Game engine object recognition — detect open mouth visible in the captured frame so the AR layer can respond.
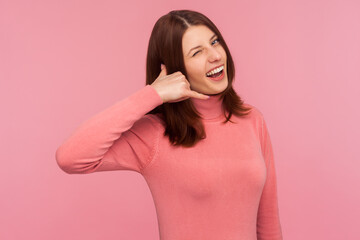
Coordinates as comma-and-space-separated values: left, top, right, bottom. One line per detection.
206, 65, 224, 78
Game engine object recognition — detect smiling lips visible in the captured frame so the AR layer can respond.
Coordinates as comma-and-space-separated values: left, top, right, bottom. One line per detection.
206, 65, 224, 77
206, 65, 225, 81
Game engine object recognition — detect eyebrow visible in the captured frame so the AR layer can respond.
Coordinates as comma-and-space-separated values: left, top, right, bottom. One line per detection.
187, 34, 217, 56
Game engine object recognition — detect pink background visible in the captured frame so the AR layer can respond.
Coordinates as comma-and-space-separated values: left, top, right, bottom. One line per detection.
1, 0, 359, 239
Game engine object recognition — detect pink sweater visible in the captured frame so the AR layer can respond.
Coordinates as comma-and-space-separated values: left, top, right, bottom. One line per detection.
56, 85, 283, 240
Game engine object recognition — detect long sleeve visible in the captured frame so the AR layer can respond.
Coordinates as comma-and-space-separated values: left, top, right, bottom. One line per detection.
257, 115, 283, 240
55, 85, 163, 175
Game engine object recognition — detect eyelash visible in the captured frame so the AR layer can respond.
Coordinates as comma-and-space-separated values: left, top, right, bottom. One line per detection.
212, 38, 220, 45
192, 38, 220, 57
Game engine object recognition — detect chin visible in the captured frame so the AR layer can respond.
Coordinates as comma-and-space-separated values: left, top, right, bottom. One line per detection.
206, 87, 227, 96
210, 81, 228, 95
192, 76, 229, 95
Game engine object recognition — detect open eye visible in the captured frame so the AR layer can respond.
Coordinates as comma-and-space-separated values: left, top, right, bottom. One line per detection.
212, 38, 220, 45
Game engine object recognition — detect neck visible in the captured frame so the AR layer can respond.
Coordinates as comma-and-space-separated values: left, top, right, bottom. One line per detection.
190, 94, 225, 120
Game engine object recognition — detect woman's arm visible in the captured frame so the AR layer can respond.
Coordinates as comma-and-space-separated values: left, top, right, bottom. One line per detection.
257, 115, 284, 240
55, 85, 163, 174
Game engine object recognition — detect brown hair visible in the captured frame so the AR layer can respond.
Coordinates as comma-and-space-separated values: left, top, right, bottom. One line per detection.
146, 10, 252, 147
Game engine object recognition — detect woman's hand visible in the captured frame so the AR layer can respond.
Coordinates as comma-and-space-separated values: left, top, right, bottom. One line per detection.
150, 64, 210, 103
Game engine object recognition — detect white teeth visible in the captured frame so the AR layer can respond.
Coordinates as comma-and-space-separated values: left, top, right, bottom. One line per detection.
206, 65, 224, 77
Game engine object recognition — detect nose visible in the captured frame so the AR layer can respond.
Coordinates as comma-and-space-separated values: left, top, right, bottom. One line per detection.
208, 47, 221, 62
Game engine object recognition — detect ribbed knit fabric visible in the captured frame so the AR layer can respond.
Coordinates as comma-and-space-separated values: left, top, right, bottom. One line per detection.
56, 84, 283, 240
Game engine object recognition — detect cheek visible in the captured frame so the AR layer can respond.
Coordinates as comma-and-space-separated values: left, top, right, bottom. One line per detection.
219, 46, 227, 59
221, 50, 227, 60
186, 60, 205, 80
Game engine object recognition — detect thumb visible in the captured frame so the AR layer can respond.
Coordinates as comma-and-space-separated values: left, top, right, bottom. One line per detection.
159, 64, 167, 77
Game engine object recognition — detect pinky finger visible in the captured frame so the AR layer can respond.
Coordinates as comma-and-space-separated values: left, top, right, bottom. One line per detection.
189, 90, 210, 99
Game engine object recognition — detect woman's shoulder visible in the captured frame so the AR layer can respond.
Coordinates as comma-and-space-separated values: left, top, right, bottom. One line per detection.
123, 113, 164, 143
240, 102, 265, 120
232, 102, 266, 135
141, 112, 166, 129
230, 102, 266, 131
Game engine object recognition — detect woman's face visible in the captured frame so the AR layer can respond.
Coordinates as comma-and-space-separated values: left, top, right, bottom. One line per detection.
182, 25, 228, 95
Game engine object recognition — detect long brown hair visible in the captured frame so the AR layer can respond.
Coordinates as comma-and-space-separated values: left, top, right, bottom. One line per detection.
146, 10, 252, 147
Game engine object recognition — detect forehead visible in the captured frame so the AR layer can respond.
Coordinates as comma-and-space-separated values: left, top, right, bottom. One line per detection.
182, 25, 215, 49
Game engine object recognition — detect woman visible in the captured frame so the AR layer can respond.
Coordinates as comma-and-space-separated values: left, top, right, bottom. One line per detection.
56, 10, 283, 240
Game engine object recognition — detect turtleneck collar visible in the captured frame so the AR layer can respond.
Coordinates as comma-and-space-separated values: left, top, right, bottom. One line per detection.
190, 94, 225, 121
